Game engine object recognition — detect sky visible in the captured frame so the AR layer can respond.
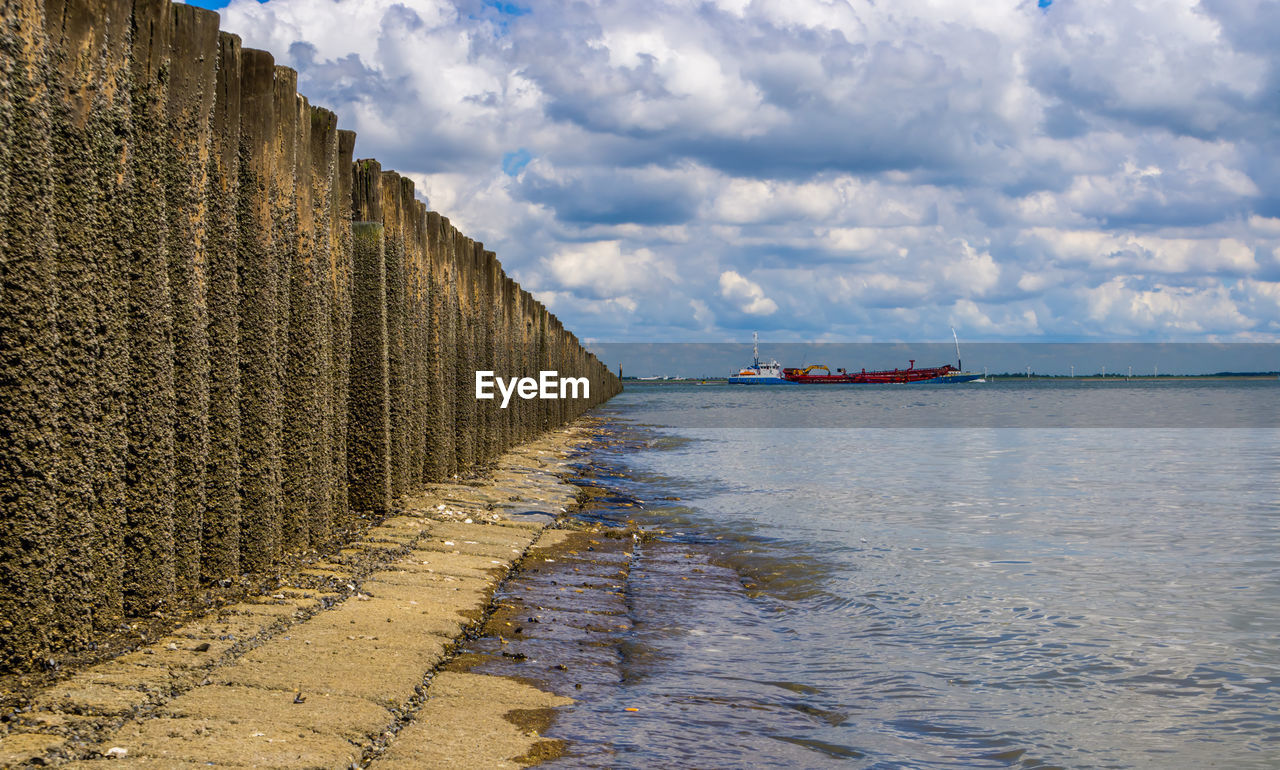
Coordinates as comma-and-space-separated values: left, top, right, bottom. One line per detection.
186, 0, 1280, 345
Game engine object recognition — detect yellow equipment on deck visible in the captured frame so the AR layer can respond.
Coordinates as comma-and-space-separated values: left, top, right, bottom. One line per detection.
795, 364, 831, 376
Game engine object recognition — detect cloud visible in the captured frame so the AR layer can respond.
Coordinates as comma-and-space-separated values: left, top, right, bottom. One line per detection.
1082, 278, 1253, 336
718, 271, 778, 316
517, 161, 708, 225
540, 240, 676, 307
1023, 229, 1259, 276
208, 0, 1280, 341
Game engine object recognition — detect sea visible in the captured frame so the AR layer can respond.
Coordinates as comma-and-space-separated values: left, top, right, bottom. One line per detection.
523, 380, 1280, 768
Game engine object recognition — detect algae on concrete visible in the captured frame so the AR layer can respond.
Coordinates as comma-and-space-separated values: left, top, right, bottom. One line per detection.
0, 0, 622, 673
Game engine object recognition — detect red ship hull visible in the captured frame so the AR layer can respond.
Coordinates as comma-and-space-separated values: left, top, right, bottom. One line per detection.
783, 362, 958, 384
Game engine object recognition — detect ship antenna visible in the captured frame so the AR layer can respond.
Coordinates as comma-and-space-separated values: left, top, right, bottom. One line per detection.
951, 327, 962, 371
753, 331, 759, 367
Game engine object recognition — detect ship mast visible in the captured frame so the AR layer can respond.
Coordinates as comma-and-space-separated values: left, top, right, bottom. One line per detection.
951, 327, 962, 371
753, 331, 760, 367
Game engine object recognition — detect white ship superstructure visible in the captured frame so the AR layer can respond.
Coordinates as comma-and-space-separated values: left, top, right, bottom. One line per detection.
728, 333, 793, 384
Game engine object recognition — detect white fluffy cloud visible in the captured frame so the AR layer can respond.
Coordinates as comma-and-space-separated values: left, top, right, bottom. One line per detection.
718, 271, 778, 316
208, 0, 1280, 341
542, 240, 675, 299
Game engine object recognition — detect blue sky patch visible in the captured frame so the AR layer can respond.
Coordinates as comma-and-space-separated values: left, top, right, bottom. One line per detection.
182, 0, 271, 9
485, 0, 531, 16
502, 149, 534, 177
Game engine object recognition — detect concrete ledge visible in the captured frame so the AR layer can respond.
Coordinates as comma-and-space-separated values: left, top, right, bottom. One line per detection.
368, 672, 572, 770
11, 423, 596, 766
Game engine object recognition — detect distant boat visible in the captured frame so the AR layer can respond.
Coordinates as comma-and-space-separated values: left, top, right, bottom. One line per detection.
783, 360, 983, 384
728, 332, 794, 385
783, 330, 982, 384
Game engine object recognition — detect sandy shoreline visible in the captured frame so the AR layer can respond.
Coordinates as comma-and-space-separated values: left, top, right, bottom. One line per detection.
0, 420, 620, 768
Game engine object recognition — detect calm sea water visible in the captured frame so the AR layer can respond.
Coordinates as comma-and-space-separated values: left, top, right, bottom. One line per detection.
544, 380, 1280, 769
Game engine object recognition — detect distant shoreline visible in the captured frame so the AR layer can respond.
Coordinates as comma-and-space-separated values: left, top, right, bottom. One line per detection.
621, 374, 1279, 384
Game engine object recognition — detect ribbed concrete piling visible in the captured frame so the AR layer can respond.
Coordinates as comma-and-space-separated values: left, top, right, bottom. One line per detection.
350, 160, 392, 516
424, 211, 453, 481
283, 88, 319, 556
381, 171, 410, 500
1, 0, 61, 668
308, 105, 338, 548
46, 0, 106, 649
167, 3, 218, 596
203, 30, 242, 584
332, 129, 356, 532
0, 0, 622, 669
236, 47, 281, 576
124, 0, 178, 615
90, 0, 133, 632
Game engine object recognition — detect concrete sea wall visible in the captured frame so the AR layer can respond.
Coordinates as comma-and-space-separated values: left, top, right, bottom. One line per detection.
0, 0, 621, 669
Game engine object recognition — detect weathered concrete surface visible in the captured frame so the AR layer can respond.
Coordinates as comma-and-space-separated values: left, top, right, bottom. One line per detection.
123, 0, 179, 615
1, 0, 64, 669
368, 672, 572, 770
366, 524, 641, 770
166, 3, 219, 597
349, 213, 391, 515
202, 30, 244, 585
236, 46, 282, 577
1, 423, 601, 767
1, 0, 622, 673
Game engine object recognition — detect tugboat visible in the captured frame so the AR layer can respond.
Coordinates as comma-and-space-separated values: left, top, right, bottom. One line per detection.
728, 332, 795, 384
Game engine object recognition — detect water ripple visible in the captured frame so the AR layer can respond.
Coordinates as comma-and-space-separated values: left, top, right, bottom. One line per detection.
551, 387, 1280, 768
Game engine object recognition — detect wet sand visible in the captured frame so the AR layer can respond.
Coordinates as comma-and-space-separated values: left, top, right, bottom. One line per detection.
0, 421, 616, 768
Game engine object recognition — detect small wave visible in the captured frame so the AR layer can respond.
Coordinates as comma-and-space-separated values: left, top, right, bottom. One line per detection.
771, 735, 866, 760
